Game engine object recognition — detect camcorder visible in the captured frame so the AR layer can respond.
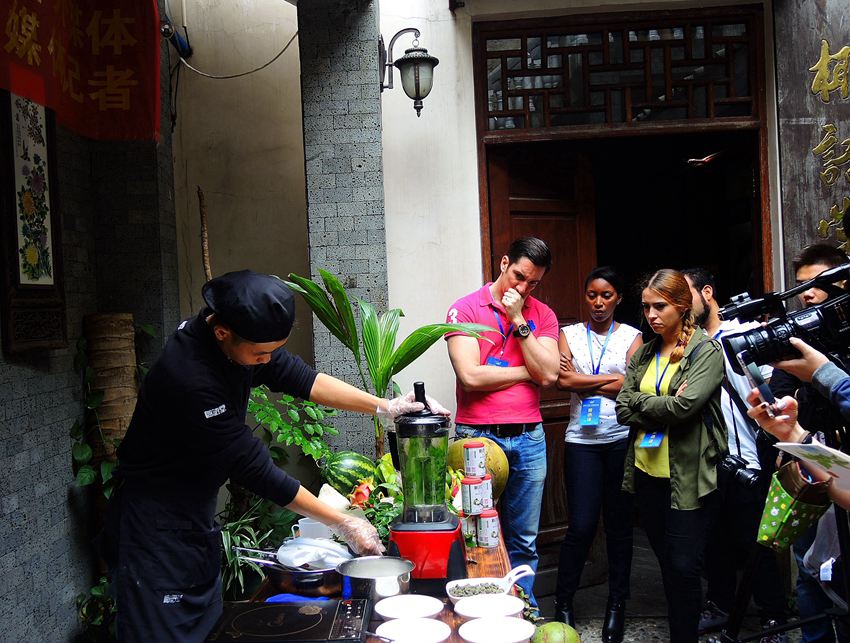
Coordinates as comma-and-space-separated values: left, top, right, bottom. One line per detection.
718, 263, 850, 380
715, 264, 850, 487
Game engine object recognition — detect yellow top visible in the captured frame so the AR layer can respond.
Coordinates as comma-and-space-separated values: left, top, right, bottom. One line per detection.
634, 355, 681, 478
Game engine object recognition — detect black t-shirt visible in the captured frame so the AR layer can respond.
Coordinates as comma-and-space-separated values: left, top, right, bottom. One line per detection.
117, 312, 318, 508
770, 367, 844, 435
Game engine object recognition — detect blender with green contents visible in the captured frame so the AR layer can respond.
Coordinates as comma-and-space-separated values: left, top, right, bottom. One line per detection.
387, 382, 466, 584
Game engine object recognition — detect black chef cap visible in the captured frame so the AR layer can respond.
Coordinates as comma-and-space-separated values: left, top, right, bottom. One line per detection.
202, 270, 295, 342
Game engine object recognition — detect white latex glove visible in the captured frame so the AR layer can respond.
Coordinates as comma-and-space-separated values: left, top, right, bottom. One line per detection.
329, 514, 385, 556
379, 390, 451, 418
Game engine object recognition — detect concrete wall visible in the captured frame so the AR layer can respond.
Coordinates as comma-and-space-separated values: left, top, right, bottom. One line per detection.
380, 0, 784, 412
169, 0, 313, 362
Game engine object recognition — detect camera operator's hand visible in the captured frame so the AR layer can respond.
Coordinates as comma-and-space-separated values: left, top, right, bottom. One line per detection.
746, 389, 807, 443
772, 337, 830, 383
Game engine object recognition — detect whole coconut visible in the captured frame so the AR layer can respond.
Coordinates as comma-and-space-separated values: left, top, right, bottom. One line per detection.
531, 621, 581, 643
447, 437, 509, 499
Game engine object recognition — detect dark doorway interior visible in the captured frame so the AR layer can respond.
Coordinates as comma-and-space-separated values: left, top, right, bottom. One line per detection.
590, 130, 763, 329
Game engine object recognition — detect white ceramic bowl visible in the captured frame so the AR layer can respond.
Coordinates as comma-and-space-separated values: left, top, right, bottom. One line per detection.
453, 594, 525, 620
375, 617, 452, 642
375, 594, 444, 620
458, 616, 536, 643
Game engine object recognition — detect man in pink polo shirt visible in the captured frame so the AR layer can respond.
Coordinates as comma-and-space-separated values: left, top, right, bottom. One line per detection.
445, 236, 560, 608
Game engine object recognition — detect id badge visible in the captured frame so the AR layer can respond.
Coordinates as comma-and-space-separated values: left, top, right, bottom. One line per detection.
579, 397, 602, 427
639, 431, 664, 448
486, 356, 509, 367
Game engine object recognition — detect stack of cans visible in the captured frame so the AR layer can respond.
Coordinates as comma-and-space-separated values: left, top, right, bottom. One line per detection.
460, 441, 499, 548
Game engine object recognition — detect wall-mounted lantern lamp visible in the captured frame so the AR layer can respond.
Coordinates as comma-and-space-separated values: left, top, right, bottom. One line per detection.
379, 28, 439, 117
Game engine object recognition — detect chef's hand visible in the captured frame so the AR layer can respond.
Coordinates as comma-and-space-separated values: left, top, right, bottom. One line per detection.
772, 337, 830, 383
380, 390, 451, 418
329, 514, 385, 556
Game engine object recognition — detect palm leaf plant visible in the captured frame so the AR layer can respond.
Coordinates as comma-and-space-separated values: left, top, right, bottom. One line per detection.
286, 269, 493, 457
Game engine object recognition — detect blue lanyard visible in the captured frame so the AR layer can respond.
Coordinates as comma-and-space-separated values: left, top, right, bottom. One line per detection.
492, 309, 514, 356
655, 352, 672, 396
586, 323, 614, 375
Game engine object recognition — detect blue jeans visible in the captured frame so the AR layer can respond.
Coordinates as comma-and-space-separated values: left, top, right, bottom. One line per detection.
795, 524, 837, 643
556, 439, 633, 604
455, 423, 547, 606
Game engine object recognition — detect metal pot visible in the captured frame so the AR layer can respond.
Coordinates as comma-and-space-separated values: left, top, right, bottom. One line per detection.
234, 547, 342, 598
337, 556, 414, 601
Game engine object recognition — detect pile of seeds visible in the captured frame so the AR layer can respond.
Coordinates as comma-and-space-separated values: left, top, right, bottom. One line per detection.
449, 582, 503, 597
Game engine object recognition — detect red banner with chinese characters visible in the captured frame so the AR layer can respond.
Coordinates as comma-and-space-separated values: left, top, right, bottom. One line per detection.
1, 0, 160, 140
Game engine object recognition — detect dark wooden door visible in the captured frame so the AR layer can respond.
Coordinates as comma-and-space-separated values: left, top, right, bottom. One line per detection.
486, 144, 597, 593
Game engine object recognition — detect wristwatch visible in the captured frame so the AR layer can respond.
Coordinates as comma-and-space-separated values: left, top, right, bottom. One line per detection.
513, 324, 531, 338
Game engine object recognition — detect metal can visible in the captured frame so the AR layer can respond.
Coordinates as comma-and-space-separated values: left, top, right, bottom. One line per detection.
458, 510, 477, 548
461, 476, 484, 515
477, 509, 500, 548
480, 474, 493, 510
463, 441, 487, 478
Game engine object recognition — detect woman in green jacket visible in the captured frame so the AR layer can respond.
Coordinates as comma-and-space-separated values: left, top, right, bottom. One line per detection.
615, 269, 726, 643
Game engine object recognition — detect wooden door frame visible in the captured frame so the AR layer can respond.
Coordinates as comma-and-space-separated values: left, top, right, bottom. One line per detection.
472, 4, 773, 291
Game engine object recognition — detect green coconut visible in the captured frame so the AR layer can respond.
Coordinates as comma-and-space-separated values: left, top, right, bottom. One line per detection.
531, 621, 582, 643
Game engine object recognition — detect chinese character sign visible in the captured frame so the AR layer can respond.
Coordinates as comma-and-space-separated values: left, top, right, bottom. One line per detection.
810, 39, 850, 248
0, 0, 159, 140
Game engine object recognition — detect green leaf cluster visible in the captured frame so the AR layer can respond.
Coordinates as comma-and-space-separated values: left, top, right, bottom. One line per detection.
76, 575, 116, 639
69, 338, 120, 499
248, 386, 339, 464
286, 269, 493, 457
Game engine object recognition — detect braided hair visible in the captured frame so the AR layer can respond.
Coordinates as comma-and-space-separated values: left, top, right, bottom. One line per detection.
645, 269, 695, 363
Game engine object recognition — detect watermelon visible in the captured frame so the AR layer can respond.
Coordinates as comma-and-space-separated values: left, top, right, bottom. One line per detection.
322, 451, 377, 495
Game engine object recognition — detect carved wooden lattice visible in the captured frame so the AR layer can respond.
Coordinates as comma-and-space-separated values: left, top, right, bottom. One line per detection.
480, 13, 759, 131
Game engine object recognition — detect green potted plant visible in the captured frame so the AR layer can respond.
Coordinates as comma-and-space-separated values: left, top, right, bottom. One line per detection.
285, 269, 492, 458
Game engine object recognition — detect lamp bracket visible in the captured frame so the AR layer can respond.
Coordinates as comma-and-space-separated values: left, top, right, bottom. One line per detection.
379, 27, 421, 91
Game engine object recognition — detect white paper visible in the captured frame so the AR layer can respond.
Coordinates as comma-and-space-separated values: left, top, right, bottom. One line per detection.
775, 440, 850, 491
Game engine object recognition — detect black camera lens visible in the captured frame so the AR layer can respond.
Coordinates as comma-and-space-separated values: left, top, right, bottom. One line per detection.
718, 453, 760, 488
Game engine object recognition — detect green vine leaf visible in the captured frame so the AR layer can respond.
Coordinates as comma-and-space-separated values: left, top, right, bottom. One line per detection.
76, 465, 97, 486
72, 442, 93, 464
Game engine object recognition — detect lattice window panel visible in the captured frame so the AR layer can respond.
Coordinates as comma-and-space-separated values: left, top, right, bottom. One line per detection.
481, 18, 757, 131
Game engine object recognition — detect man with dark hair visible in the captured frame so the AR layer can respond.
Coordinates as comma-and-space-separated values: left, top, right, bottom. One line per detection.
445, 236, 560, 607
107, 270, 447, 642
681, 267, 788, 642
773, 244, 848, 643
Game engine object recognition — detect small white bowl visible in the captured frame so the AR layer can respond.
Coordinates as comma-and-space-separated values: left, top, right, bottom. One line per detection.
375, 617, 451, 642
375, 594, 444, 620
454, 594, 525, 620
458, 616, 536, 643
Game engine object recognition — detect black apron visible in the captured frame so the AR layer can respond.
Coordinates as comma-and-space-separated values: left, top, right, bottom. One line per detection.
107, 483, 223, 643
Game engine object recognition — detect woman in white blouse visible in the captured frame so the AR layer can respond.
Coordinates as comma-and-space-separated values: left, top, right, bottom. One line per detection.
553, 266, 642, 643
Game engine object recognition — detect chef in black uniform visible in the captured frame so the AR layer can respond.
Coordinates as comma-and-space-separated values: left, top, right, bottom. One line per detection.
105, 270, 443, 642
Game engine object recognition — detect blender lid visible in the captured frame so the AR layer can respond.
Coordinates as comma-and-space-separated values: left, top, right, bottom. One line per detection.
394, 381, 451, 434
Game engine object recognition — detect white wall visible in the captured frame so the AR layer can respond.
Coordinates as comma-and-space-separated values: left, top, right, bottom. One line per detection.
380, 0, 783, 414
169, 0, 313, 361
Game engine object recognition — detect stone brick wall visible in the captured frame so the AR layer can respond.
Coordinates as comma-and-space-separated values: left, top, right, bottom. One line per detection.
0, 127, 97, 643
298, 0, 387, 452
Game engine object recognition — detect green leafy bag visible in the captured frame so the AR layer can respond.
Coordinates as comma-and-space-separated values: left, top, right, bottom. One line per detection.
757, 461, 831, 551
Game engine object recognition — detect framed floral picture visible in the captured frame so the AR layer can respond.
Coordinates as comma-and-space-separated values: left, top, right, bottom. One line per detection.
1, 90, 66, 354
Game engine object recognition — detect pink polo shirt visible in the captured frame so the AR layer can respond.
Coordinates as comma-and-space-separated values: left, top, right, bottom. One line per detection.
445, 283, 559, 425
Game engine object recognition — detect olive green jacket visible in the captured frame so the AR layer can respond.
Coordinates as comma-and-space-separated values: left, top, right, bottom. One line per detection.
615, 327, 727, 510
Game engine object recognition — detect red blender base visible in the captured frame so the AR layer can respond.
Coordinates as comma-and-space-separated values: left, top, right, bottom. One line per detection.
388, 523, 466, 580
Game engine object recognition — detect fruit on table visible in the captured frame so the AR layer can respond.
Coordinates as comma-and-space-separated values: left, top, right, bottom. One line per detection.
447, 437, 509, 499
322, 451, 378, 495
531, 621, 582, 642
348, 479, 374, 508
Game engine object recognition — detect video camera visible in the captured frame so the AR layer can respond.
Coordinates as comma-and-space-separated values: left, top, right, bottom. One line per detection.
718, 263, 850, 377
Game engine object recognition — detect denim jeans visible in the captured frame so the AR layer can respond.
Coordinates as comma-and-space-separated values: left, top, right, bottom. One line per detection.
795, 524, 837, 643
556, 439, 633, 605
455, 423, 547, 606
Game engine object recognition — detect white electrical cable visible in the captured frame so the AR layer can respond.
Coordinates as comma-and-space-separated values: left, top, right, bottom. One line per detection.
178, 30, 299, 80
